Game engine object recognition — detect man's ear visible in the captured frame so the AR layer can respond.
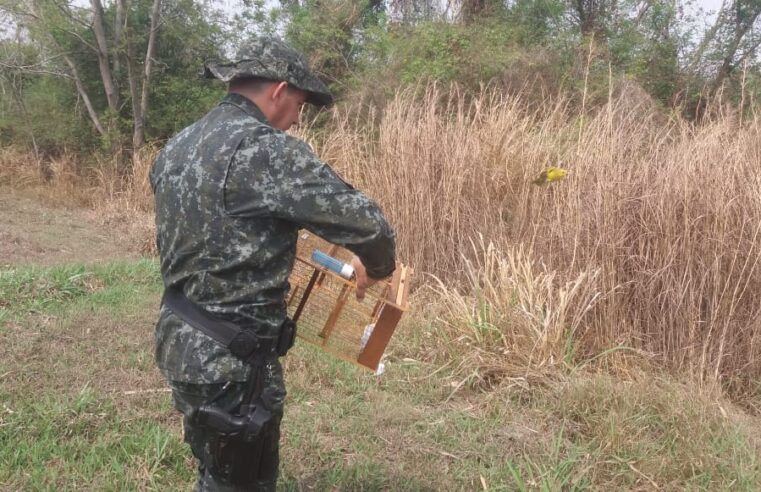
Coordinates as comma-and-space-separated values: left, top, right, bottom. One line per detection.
271, 81, 289, 102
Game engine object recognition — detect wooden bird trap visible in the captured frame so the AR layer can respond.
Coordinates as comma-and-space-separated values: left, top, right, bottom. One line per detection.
287, 232, 412, 372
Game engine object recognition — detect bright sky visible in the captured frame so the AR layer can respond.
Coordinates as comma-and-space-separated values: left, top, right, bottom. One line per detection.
697, 0, 724, 22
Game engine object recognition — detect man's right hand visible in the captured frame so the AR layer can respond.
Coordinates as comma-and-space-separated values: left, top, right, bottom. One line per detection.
350, 256, 377, 301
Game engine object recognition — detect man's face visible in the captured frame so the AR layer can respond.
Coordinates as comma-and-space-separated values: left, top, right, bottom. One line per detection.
270, 86, 308, 131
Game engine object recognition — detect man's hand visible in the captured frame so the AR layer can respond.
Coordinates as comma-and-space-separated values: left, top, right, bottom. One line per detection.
350, 256, 377, 301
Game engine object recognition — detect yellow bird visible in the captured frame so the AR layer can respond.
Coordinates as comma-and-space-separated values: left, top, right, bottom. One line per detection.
532, 166, 568, 186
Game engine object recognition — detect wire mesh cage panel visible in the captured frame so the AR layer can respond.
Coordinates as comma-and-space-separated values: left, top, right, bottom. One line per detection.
287, 232, 411, 371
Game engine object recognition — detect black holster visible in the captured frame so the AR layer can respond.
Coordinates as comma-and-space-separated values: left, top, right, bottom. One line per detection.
163, 287, 290, 485
192, 401, 272, 442
190, 363, 281, 485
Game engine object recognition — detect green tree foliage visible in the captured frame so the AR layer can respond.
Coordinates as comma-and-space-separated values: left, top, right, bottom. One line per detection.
140, 0, 226, 138
281, 0, 385, 94
360, 18, 556, 87
507, 0, 567, 45
0, 41, 94, 152
0, 0, 225, 154
603, 0, 682, 104
2, 0, 761, 156
692, 0, 761, 89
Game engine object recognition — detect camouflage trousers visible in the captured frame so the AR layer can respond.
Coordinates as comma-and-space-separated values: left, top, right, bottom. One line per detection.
169, 358, 286, 492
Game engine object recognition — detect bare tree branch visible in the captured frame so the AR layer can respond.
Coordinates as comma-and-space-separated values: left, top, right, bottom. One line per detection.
63, 54, 106, 135
687, 0, 728, 73
119, 0, 142, 149
51, 0, 90, 30
51, 24, 99, 51
0, 60, 71, 77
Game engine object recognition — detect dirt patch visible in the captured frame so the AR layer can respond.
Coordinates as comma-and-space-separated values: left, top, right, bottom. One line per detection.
0, 186, 138, 267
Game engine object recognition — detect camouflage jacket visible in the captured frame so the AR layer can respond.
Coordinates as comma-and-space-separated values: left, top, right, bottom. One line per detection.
150, 93, 396, 383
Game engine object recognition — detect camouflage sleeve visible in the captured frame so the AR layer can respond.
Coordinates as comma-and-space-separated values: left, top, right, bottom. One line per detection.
224, 130, 396, 279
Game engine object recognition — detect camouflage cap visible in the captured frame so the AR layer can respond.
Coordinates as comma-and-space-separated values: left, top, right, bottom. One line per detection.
204, 36, 333, 107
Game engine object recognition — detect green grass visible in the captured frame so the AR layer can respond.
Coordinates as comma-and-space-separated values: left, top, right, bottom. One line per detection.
1, 259, 761, 490
0, 389, 192, 491
0, 259, 161, 322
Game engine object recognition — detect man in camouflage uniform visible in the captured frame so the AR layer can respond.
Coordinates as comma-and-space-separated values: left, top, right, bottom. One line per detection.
150, 36, 396, 491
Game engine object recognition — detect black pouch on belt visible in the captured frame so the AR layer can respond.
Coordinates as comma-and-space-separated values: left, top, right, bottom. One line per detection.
276, 318, 297, 356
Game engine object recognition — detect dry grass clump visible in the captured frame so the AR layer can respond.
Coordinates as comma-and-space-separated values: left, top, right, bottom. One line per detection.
92, 147, 155, 213
313, 84, 761, 399
0, 145, 157, 254
424, 238, 605, 389
0, 148, 42, 188
0, 148, 92, 206
93, 146, 157, 255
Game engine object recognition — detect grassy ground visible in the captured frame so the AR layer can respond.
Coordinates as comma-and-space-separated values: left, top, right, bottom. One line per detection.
4, 84, 761, 490
0, 187, 138, 268
2, 260, 761, 491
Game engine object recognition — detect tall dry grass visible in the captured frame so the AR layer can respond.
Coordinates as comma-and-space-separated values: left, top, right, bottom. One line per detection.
4, 83, 761, 399
93, 146, 158, 255
0, 146, 157, 253
312, 83, 761, 399
0, 148, 92, 206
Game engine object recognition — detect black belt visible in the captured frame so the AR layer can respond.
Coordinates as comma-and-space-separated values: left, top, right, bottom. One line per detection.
162, 287, 290, 364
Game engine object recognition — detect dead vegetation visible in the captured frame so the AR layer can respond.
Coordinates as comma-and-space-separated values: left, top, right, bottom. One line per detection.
3, 82, 761, 403
312, 84, 761, 402
0, 146, 156, 255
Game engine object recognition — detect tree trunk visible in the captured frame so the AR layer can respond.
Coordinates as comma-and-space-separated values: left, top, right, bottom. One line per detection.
114, 0, 125, 77
119, 0, 143, 151
133, 0, 162, 150
90, 0, 119, 112
711, 10, 760, 91
460, 0, 486, 22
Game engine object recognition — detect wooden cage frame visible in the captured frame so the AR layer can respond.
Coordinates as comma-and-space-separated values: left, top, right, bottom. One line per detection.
286, 232, 411, 372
